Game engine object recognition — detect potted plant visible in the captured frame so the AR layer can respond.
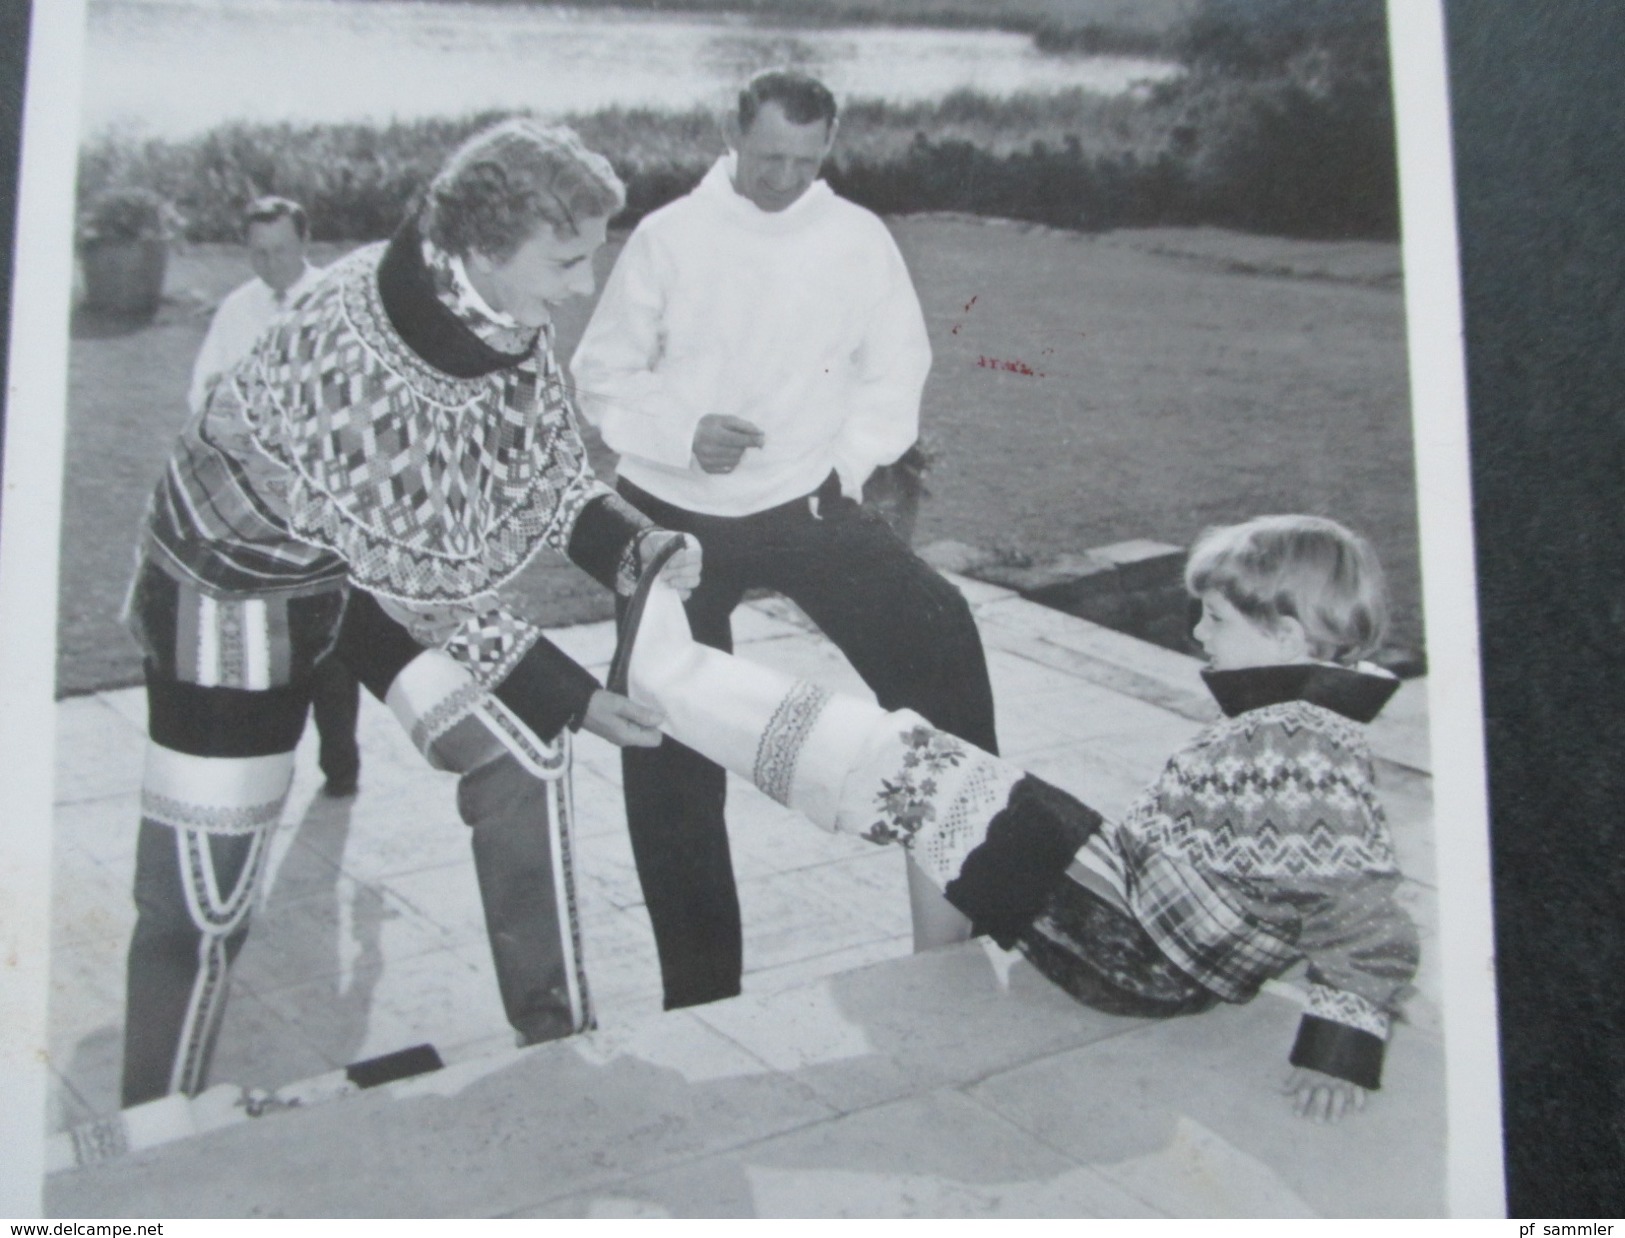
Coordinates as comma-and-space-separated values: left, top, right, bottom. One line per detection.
76, 187, 185, 320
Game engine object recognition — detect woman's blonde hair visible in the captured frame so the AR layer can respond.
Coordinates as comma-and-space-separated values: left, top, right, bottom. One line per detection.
1184, 514, 1389, 665
423, 118, 625, 261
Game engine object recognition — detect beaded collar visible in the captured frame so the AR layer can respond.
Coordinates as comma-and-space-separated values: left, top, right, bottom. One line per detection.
239, 235, 594, 605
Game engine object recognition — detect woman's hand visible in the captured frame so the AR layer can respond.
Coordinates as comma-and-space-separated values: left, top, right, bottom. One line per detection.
581, 690, 665, 747
640, 530, 702, 599
1282, 1066, 1368, 1123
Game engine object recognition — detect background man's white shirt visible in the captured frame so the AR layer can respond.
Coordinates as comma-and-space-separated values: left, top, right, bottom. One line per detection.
188, 262, 324, 414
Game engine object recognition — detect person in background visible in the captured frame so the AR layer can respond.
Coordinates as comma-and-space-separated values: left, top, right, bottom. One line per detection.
572, 67, 998, 1011
188, 195, 360, 797
188, 197, 322, 415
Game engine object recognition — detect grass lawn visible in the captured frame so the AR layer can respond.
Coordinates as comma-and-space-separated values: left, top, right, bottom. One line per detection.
55, 218, 1418, 696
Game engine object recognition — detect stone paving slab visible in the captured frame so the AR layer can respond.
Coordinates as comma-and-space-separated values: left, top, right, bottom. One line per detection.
53, 696, 148, 805
45, 942, 1446, 1219
967, 992, 1447, 1217
48, 846, 132, 952
734, 852, 912, 975
207, 986, 343, 1102
47, 1013, 839, 1218
515, 1086, 1157, 1219
691, 941, 1133, 1117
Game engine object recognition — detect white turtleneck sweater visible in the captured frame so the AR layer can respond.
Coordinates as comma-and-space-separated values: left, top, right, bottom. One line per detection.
571, 154, 932, 517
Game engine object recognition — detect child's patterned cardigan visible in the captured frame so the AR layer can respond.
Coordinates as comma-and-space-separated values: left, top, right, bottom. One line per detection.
1072, 662, 1421, 1088
858, 661, 1421, 1090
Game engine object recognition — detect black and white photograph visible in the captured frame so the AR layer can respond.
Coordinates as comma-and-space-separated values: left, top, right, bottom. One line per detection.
2, 0, 1509, 1219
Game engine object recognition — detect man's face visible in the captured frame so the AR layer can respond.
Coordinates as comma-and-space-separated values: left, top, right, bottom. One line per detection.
246, 216, 306, 295
466, 214, 608, 330
730, 101, 835, 213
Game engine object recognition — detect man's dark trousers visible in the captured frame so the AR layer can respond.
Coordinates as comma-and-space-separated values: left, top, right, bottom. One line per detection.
310, 653, 361, 791
617, 474, 999, 1009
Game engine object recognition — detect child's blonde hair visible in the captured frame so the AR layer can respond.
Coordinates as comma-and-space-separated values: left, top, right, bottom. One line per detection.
1184, 515, 1389, 665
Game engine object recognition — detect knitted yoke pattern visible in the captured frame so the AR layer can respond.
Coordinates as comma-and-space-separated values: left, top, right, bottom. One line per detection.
1081, 671, 1419, 1088
143, 220, 648, 690
238, 243, 603, 607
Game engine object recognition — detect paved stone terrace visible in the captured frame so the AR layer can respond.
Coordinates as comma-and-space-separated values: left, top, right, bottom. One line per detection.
42, 572, 1444, 1217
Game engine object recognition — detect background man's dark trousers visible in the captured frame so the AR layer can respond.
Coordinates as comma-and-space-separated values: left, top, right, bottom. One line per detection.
309, 653, 361, 795
617, 474, 999, 1009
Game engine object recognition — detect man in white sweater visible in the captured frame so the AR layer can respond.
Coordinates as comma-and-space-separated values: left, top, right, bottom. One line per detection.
188, 196, 361, 797
573, 69, 998, 1010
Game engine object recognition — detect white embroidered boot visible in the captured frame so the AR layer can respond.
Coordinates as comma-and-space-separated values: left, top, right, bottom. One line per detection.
624, 576, 883, 832
619, 578, 1061, 919
614, 580, 1152, 1004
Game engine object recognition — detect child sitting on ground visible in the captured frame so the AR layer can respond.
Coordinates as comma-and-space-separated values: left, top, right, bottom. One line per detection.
617, 514, 1419, 1124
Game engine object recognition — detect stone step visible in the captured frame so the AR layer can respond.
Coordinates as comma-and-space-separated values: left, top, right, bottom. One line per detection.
46, 940, 1447, 1219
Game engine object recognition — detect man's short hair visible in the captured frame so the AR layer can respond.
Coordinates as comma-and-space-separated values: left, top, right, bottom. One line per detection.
243, 195, 308, 242
1184, 514, 1389, 665
423, 118, 626, 262
738, 69, 838, 133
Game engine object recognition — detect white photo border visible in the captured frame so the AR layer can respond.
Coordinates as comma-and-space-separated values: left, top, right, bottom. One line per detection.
1386, 0, 1505, 1217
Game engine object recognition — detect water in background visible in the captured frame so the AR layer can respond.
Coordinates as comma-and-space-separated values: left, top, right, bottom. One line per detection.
82, 0, 1180, 138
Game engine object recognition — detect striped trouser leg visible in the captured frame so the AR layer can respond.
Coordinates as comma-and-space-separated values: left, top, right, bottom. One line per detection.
119, 565, 337, 1107
121, 743, 295, 1107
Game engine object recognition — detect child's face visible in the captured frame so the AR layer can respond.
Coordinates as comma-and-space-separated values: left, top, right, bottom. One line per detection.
1192, 591, 1308, 671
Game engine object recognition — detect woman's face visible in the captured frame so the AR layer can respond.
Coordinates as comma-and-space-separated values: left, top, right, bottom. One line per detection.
466, 214, 608, 328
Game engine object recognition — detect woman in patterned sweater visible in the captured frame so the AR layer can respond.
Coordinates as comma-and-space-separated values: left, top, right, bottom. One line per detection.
120, 119, 698, 1107
616, 514, 1418, 1123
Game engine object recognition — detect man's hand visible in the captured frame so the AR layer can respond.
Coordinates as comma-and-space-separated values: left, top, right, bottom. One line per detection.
1282, 1066, 1369, 1124
693, 414, 766, 473
581, 690, 665, 747
638, 530, 702, 599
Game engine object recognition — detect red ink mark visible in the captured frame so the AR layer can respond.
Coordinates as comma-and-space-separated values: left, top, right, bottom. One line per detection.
950, 293, 979, 335
976, 356, 1041, 377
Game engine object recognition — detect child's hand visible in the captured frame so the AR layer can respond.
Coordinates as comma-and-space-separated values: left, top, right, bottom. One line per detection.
1282, 1066, 1368, 1124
